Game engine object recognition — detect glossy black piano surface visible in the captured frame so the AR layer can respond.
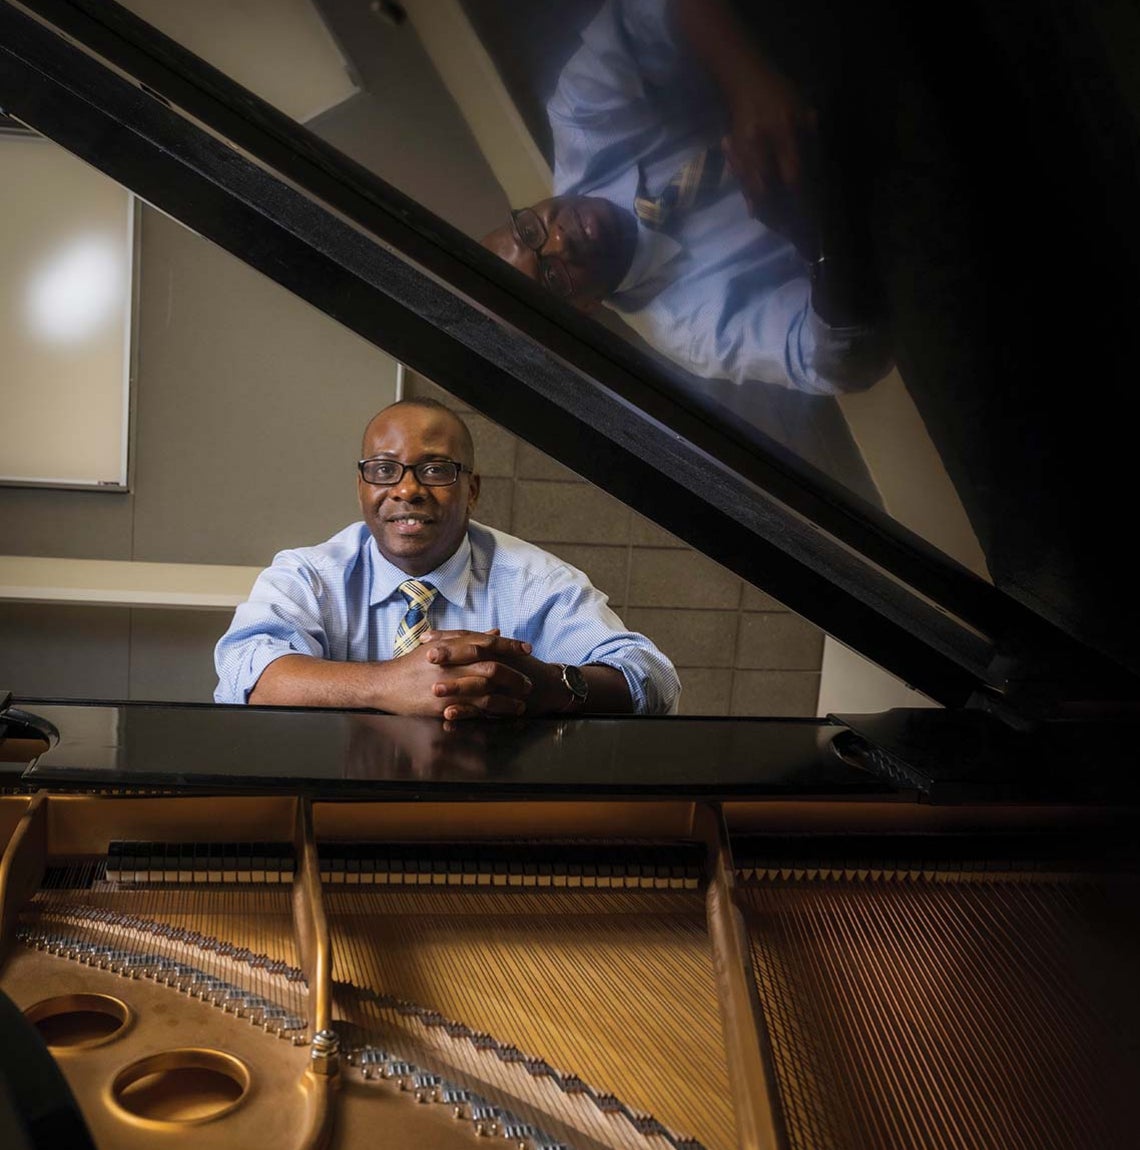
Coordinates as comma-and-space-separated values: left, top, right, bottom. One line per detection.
2, 699, 1139, 806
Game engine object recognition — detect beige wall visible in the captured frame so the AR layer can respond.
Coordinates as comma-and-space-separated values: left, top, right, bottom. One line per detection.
404, 373, 825, 717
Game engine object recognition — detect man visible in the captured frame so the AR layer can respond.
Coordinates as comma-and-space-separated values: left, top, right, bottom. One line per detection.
214, 399, 679, 719
481, 0, 890, 396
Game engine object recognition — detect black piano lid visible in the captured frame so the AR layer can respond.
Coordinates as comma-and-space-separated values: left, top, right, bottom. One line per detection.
5, 699, 1140, 803
1, 698, 883, 799
1, 0, 1139, 712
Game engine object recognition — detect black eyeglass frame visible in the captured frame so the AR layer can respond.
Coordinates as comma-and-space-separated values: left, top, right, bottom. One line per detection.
357, 457, 473, 487
510, 208, 576, 299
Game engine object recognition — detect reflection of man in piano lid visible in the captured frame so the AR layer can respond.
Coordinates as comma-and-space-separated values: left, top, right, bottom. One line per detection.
344, 713, 497, 779
482, 196, 639, 314
481, 0, 891, 397
214, 400, 679, 720
342, 712, 579, 781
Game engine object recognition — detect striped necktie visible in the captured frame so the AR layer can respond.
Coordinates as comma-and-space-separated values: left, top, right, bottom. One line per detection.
633, 144, 728, 230
392, 579, 438, 658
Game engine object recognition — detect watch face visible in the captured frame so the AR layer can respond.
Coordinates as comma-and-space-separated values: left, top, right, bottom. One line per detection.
563, 664, 588, 700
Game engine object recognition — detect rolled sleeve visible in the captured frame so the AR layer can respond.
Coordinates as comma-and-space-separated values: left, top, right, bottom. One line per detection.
523, 568, 680, 716
213, 559, 329, 704
594, 647, 681, 715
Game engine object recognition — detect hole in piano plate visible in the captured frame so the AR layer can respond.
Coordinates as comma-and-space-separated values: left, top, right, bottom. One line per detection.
24, 993, 131, 1049
111, 1048, 250, 1124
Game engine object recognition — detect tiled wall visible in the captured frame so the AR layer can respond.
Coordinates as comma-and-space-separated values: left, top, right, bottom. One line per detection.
406, 373, 825, 717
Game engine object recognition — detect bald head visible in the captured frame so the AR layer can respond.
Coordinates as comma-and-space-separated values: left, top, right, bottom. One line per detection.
482, 195, 637, 312
362, 399, 474, 469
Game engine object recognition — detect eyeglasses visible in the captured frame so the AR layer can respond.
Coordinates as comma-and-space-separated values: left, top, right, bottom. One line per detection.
357, 458, 472, 486
510, 209, 576, 299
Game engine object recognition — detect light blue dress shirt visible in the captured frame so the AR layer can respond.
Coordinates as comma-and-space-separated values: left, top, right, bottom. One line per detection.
549, 0, 843, 395
214, 521, 680, 715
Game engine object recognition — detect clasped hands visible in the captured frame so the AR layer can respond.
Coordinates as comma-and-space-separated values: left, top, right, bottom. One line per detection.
721, 60, 819, 257
392, 628, 561, 722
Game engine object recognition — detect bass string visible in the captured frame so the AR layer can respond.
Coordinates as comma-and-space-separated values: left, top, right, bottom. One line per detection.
741, 876, 1133, 1150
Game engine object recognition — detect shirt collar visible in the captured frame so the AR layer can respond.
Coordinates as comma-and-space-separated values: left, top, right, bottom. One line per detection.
563, 166, 682, 296
367, 528, 473, 608
614, 221, 683, 293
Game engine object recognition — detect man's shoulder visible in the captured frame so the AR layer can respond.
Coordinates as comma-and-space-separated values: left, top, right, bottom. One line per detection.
468, 522, 573, 584
268, 522, 371, 576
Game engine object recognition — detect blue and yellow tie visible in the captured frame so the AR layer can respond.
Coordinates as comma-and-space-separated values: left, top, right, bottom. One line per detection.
392, 579, 438, 658
633, 144, 727, 230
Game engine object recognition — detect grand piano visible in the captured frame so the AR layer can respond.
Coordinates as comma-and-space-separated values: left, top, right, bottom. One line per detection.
2, 1, 1139, 1148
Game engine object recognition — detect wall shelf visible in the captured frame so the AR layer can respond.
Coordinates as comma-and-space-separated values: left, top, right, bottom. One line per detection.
0, 555, 259, 610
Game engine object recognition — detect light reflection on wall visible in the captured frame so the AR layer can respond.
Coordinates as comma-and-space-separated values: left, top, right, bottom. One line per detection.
26, 233, 125, 345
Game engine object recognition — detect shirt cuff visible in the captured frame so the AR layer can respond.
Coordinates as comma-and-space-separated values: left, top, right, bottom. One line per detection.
594, 658, 679, 716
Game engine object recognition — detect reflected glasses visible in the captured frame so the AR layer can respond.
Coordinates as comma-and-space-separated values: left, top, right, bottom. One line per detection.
357, 458, 471, 486
510, 209, 575, 299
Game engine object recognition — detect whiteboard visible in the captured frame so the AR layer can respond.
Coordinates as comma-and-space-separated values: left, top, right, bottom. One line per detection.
0, 134, 134, 490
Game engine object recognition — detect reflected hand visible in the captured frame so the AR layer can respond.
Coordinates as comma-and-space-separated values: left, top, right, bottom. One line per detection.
721, 65, 819, 250
344, 714, 493, 779
674, 0, 818, 249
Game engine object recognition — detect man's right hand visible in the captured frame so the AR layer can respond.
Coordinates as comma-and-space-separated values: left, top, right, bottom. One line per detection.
398, 631, 535, 720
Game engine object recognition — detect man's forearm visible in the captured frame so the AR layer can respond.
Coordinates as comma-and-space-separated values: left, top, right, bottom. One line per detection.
520, 661, 633, 716
249, 653, 635, 718
578, 665, 634, 715
249, 647, 534, 719
248, 654, 395, 709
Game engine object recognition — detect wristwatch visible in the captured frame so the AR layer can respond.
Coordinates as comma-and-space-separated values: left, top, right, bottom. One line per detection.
558, 664, 589, 711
